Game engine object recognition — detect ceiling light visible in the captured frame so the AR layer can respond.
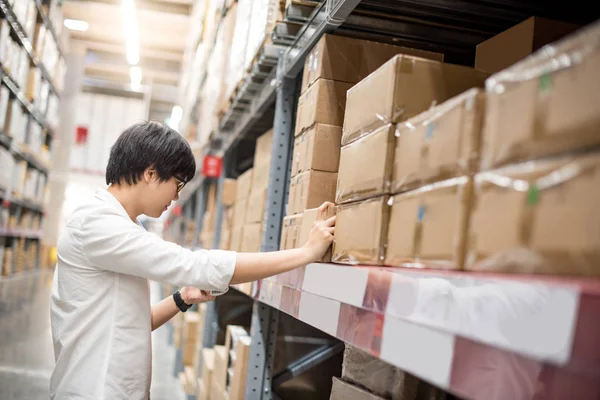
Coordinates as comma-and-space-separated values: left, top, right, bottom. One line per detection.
130, 66, 142, 91
122, 0, 140, 65
64, 19, 89, 32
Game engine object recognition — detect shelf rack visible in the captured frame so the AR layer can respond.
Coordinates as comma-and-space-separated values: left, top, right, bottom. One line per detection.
172, 0, 600, 398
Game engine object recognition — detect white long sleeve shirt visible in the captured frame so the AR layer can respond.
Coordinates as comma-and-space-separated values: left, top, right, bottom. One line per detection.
50, 188, 236, 399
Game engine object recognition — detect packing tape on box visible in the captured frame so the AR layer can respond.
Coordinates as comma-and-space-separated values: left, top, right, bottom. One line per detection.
336, 176, 392, 204
386, 176, 472, 270
468, 153, 600, 275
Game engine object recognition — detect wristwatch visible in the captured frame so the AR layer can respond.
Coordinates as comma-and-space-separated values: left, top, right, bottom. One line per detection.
173, 290, 192, 312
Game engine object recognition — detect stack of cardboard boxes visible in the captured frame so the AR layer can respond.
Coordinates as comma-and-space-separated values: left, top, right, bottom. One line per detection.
178, 306, 206, 398
219, 179, 237, 250
328, 18, 600, 277
197, 325, 252, 400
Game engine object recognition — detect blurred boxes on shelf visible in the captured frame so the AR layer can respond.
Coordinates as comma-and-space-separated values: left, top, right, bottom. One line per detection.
213, 345, 229, 391
475, 17, 580, 74
198, 348, 215, 400
224, 325, 251, 400
245, 189, 267, 223
336, 124, 396, 204
245, 0, 281, 72
330, 377, 385, 400
225, 0, 252, 102
222, 178, 237, 206
292, 124, 341, 177
236, 168, 254, 203
182, 306, 205, 369
481, 21, 600, 169
333, 196, 390, 265
241, 222, 261, 252
298, 204, 336, 262
280, 213, 303, 250
393, 89, 485, 193
294, 79, 354, 137
301, 34, 443, 94
343, 55, 489, 146
386, 177, 473, 270
287, 170, 337, 215
466, 151, 600, 276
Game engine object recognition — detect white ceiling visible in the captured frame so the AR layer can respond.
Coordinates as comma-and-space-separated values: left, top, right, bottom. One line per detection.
63, 0, 193, 121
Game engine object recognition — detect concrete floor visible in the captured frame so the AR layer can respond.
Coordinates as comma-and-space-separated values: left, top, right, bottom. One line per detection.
0, 269, 185, 400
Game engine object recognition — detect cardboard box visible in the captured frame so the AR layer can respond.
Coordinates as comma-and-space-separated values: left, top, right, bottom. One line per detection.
254, 129, 274, 166
207, 183, 218, 214
342, 346, 419, 400
222, 179, 238, 206
295, 79, 354, 136
482, 22, 600, 169
236, 168, 254, 201
475, 17, 580, 74
343, 55, 489, 146
210, 378, 229, 400
292, 124, 342, 177
386, 177, 473, 270
288, 170, 338, 215
333, 196, 390, 265
245, 189, 267, 223
302, 34, 444, 93
299, 205, 337, 262
241, 223, 262, 252
229, 336, 251, 400
330, 377, 386, 400
220, 228, 232, 250
213, 345, 229, 390
281, 214, 303, 250
233, 199, 248, 228
252, 160, 270, 192
182, 311, 203, 367
230, 226, 243, 251
393, 89, 485, 193
201, 348, 215, 393
336, 124, 396, 204
198, 379, 208, 400
466, 151, 600, 276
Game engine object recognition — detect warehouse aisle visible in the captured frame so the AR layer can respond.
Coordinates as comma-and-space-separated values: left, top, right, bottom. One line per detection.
0, 271, 184, 399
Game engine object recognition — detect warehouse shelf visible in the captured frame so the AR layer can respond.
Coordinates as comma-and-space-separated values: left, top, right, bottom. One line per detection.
0, 227, 42, 239
228, 263, 600, 400
0, 131, 49, 175
1, 195, 45, 214
0, 64, 55, 137
33, 0, 64, 59
0, 0, 61, 97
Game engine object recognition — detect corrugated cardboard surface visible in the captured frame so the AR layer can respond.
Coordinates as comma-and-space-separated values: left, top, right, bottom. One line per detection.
245, 189, 267, 223
295, 78, 354, 136
222, 178, 237, 206
254, 129, 274, 166
386, 177, 473, 270
285, 213, 303, 250
342, 346, 420, 400
213, 345, 228, 391
236, 168, 254, 201
330, 377, 386, 400
241, 222, 262, 252
343, 55, 489, 146
233, 199, 248, 228
482, 26, 600, 169
337, 124, 396, 204
301, 34, 443, 93
289, 170, 338, 215
467, 151, 600, 276
299, 205, 337, 262
252, 160, 271, 193
393, 89, 485, 193
230, 226, 243, 252
333, 196, 390, 265
475, 16, 579, 74
292, 124, 342, 176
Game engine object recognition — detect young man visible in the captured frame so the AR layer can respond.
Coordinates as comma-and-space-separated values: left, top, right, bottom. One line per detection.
50, 121, 335, 399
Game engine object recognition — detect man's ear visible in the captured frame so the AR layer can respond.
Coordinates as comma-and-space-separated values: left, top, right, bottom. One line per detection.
143, 167, 157, 183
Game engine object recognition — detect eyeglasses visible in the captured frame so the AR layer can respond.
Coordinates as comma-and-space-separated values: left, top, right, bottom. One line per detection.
173, 175, 187, 193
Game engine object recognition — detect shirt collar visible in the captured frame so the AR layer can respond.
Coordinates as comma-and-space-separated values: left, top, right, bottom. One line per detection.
94, 187, 135, 221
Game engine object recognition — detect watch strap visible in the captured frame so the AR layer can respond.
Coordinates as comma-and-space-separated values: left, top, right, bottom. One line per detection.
173, 290, 191, 312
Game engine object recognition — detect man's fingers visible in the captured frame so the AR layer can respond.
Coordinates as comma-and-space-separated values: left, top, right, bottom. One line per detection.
317, 202, 335, 220
325, 227, 335, 234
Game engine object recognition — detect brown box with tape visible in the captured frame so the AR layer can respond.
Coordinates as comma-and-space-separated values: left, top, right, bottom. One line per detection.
288, 170, 337, 215
241, 223, 262, 252
292, 124, 342, 177
333, 196, 391, 265
386, 177, 473, 270
466, 151, 600, 276
280, 214, 303, 250
336, 124, 396, 204
481, 22, 600, 169
393, 89, 485, 193
343, 55, 489, 146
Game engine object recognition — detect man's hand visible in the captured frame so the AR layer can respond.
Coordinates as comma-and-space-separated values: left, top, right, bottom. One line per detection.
180, 287, 216, 305
302, 202, 336, 262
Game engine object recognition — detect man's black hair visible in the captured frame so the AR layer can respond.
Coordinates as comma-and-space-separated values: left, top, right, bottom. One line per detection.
106, 121, 196, 186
